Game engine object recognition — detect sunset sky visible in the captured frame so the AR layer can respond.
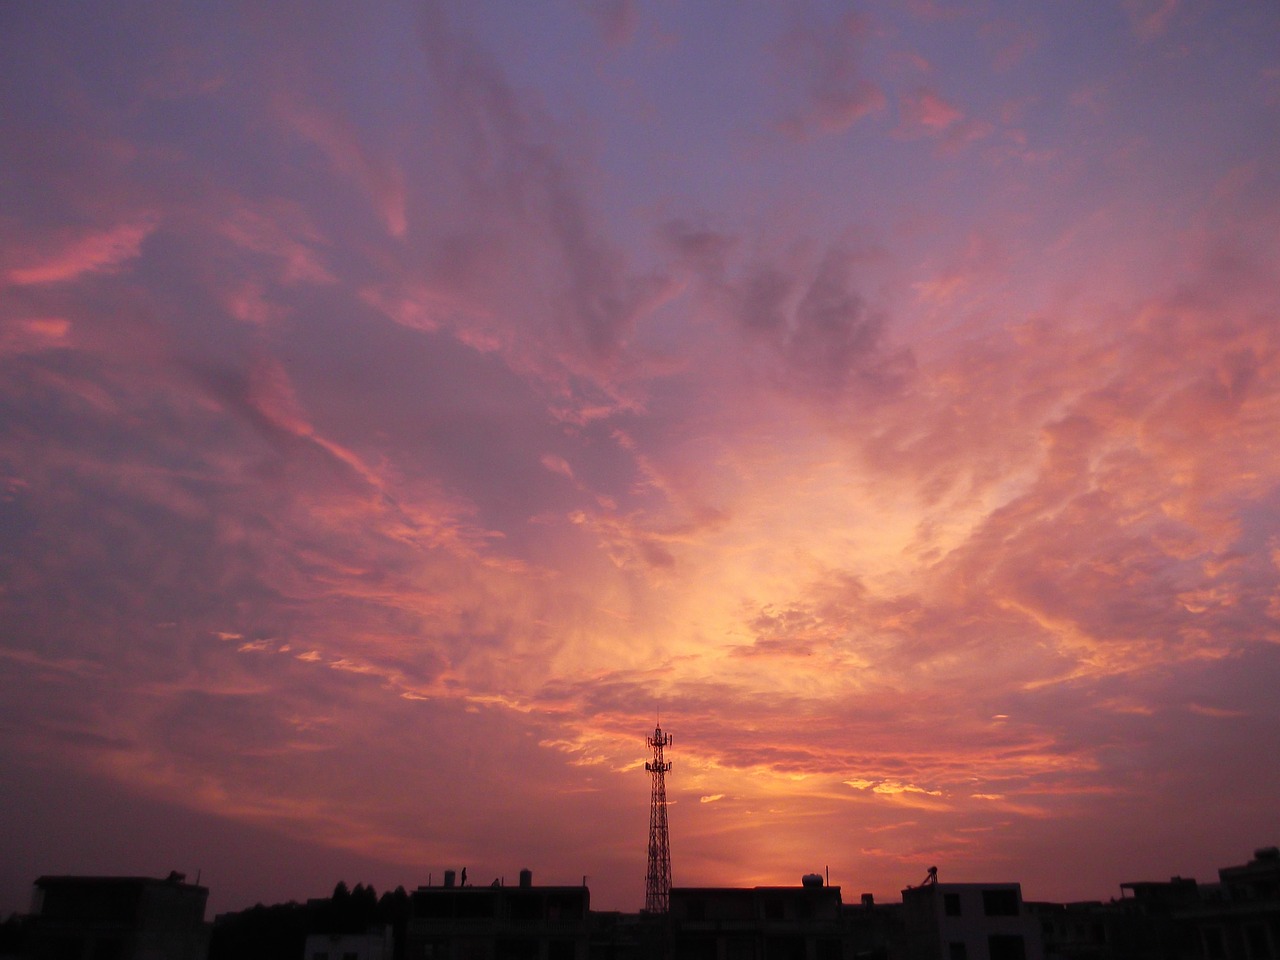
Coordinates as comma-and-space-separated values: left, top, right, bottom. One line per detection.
3, 0, 1280, 916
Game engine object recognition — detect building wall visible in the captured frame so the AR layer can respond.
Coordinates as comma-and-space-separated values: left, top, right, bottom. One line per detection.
304, 927, 394, 960
668, 885, 844, 960
26, 874, 209, 960
901, 884, 1043, 960
405, 883, 590, 960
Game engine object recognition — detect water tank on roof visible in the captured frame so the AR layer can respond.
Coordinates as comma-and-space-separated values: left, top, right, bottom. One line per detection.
802, 874, 824, 887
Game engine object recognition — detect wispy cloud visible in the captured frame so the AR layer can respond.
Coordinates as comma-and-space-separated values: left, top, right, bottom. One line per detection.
774, 10, 886, 139
6, 220, 155, 286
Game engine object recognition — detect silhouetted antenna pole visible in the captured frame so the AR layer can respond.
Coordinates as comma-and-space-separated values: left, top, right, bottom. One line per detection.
644, 721, 673, 913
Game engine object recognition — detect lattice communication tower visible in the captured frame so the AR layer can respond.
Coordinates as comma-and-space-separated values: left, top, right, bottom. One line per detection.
644, 722, 673, 913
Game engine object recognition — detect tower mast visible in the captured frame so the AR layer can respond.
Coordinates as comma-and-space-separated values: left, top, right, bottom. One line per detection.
644, 721, 673, 913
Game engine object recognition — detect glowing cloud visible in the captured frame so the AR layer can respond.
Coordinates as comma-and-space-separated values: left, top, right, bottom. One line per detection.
1, 0, 1278, 918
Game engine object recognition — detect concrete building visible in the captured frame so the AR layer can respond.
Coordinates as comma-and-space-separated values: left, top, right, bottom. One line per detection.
1186, 846, 1280, 960
1025, 846, 1280, 960
405, 870, 590, 960
900, 882, 1043, 960
1025, 900, 1120, 960
25, 872, 209, 960
839, 893, 903, 960
666, 878, 845, 960
1111, 877, 1201, 960
304, 926, 394, 960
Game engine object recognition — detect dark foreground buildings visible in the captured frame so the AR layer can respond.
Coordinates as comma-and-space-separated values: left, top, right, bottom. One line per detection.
397, 851, 1279, 960
20, 872, 209, 960
405, 869, 591, 960
1029, 845, 1280, 960
667, 880, 846, 960
900, 881, 1042, 960
7, 847, 1279, 960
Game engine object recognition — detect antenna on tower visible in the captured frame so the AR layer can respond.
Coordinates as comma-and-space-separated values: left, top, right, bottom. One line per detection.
643, 719, 673, 913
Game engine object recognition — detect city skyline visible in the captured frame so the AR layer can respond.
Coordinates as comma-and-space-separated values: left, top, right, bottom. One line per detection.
3, 1, 1280, 918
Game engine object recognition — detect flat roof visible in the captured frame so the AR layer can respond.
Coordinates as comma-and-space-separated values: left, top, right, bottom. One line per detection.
35, 875, 206, 891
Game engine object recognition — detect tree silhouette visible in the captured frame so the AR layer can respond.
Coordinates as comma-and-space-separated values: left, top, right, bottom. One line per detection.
208, 879, 406, 960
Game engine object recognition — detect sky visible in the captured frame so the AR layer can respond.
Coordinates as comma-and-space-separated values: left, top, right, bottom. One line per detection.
2, 0, 1279, 917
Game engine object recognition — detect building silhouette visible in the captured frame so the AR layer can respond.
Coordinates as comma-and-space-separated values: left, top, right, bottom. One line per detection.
14, 845, 1280, 960
667, 879, 844, 960
24, 872, 209, 960
405, 869, 591, 960
900, 881, 1043, 960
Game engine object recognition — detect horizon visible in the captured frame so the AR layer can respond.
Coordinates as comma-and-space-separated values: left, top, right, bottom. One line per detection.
3, 0, 1280, 922
8, 838, 1275, 919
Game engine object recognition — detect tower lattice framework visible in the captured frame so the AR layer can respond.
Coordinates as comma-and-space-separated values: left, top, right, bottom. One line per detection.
644, 723, 673, 913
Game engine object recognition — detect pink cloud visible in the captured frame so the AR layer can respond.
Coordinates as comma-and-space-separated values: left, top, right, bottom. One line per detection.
5, 220, 155, 286
1124, 0, 1179, 41
584, 0, 637, 48
273, 91, 408, 239
774, 11, 886, 139
0, 316, 70, 356
540, 453, 576, 480
982, 19, 1039, 72
897, 87, 964, 136
217, 204, 334, 286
